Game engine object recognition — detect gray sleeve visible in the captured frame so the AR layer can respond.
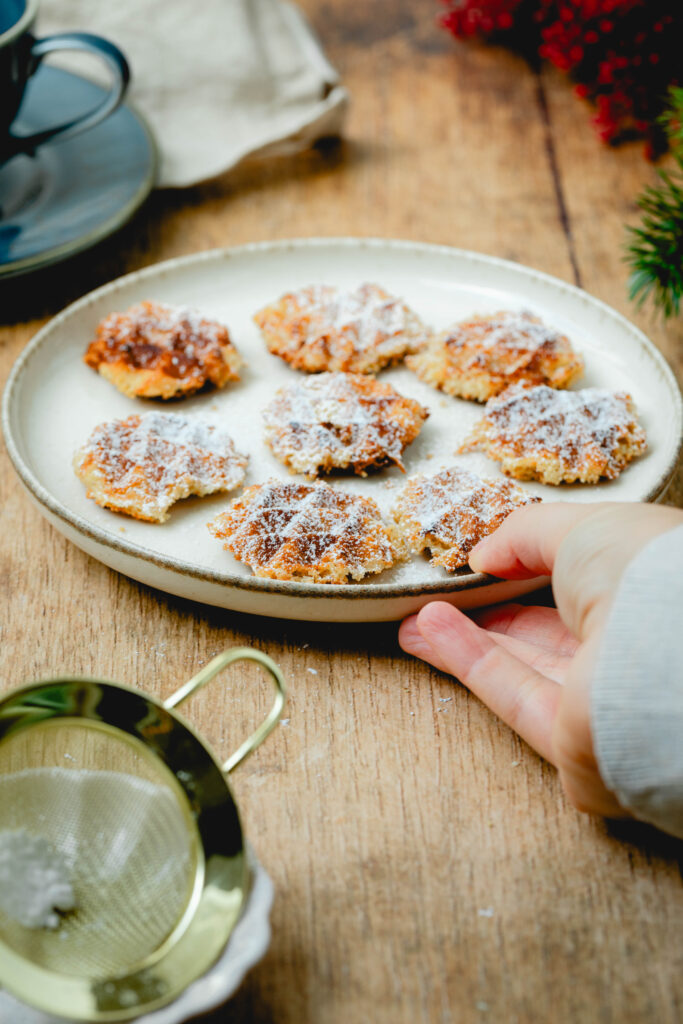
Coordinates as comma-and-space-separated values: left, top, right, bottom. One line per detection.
591, 523, 683, 838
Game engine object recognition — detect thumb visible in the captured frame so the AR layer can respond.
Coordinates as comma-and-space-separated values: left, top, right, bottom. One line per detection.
468, 502, 614, 579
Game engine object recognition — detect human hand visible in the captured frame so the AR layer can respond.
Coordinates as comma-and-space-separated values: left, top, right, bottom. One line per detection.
399, 501, 683, 818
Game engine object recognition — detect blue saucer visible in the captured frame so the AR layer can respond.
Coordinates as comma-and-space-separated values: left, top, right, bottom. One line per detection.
0, 66, 156, 278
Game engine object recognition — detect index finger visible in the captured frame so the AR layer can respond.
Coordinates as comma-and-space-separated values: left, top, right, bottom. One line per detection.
401, 601, 561, 762
468, 501, 616, 579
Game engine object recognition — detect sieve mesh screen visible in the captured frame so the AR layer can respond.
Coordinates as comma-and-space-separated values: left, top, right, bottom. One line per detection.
0, 721, 200, 979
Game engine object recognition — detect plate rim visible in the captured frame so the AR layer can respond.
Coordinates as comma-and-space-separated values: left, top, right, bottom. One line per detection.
0, 66, 158, 280
3, 236, 682, 601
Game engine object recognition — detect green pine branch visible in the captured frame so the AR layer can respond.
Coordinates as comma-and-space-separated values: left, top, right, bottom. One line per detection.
664, 86, 683, 152
626, 89, 683, 319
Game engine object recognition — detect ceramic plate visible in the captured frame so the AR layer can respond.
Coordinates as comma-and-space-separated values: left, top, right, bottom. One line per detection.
3, 239, 681, 621
0, 66, 156, 278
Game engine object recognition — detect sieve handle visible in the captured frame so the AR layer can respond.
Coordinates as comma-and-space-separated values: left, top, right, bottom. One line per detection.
163, 648, 286, 773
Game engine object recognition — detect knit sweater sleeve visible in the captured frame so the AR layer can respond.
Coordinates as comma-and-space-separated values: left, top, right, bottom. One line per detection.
591, 524, 683, 838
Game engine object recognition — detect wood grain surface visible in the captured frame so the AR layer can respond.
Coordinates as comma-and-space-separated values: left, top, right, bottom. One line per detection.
1, 4, 682, 1023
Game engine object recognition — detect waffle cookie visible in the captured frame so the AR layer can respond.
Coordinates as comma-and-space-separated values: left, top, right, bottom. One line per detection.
84, 301, 242, 399
74, 412, 248, 522
207, 479, 405, 583
253, 283, 431, 374
263, 372, 429, 478
406, 310, 583, 402
392, 466, 538, 571
459, 384, 647, 484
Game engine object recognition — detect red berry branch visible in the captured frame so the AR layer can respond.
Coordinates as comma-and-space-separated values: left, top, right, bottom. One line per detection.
440, 0, 681, 155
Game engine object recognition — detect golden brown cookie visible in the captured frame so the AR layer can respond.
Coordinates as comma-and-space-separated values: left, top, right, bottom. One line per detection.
406, 310, 583, 402
253, 283, 431, 374
459, 384, 647, 484
84, 301, 242, 399
73, 412, 248, 522
263, 372, 429, 478
392, 466, 538, 571
207, 479, 405, 583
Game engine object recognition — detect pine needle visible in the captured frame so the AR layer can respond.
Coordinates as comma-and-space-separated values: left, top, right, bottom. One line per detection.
625, 89, 683, 319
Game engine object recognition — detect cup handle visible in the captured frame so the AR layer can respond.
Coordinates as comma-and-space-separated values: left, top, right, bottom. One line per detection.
163, 648, 287, 774
8, 32, 130, 154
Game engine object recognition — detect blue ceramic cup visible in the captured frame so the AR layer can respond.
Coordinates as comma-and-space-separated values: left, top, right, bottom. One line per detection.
0, 0, 129, 159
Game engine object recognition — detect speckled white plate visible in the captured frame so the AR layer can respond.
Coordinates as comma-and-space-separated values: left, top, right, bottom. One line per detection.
3, 239, 681, 621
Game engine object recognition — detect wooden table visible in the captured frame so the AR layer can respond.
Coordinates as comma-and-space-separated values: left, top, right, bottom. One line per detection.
2, 4, 682, 1022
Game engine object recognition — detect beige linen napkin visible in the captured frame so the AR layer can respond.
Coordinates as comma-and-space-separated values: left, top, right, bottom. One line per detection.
39, 0, 348, 187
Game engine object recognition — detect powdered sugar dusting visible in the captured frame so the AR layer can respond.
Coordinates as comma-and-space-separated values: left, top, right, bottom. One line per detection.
474, 384, 647, 479
84, 300, 242, 399
74, 412, 248, 521
0, 830, 75, 929
445, 311, 563, 368
308, 284, 422, 351
101, 302, 225, 351
393, 466, 538, 570
254, 283, 431, 373
406, 309, 583, 402
263, 372, 428, 476
208, 479, 401, 582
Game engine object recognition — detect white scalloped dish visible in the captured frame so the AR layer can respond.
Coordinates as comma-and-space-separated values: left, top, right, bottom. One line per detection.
3, 239, 681, 622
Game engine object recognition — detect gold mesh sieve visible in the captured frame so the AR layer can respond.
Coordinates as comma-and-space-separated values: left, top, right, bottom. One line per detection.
0, 647, 285, 1021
